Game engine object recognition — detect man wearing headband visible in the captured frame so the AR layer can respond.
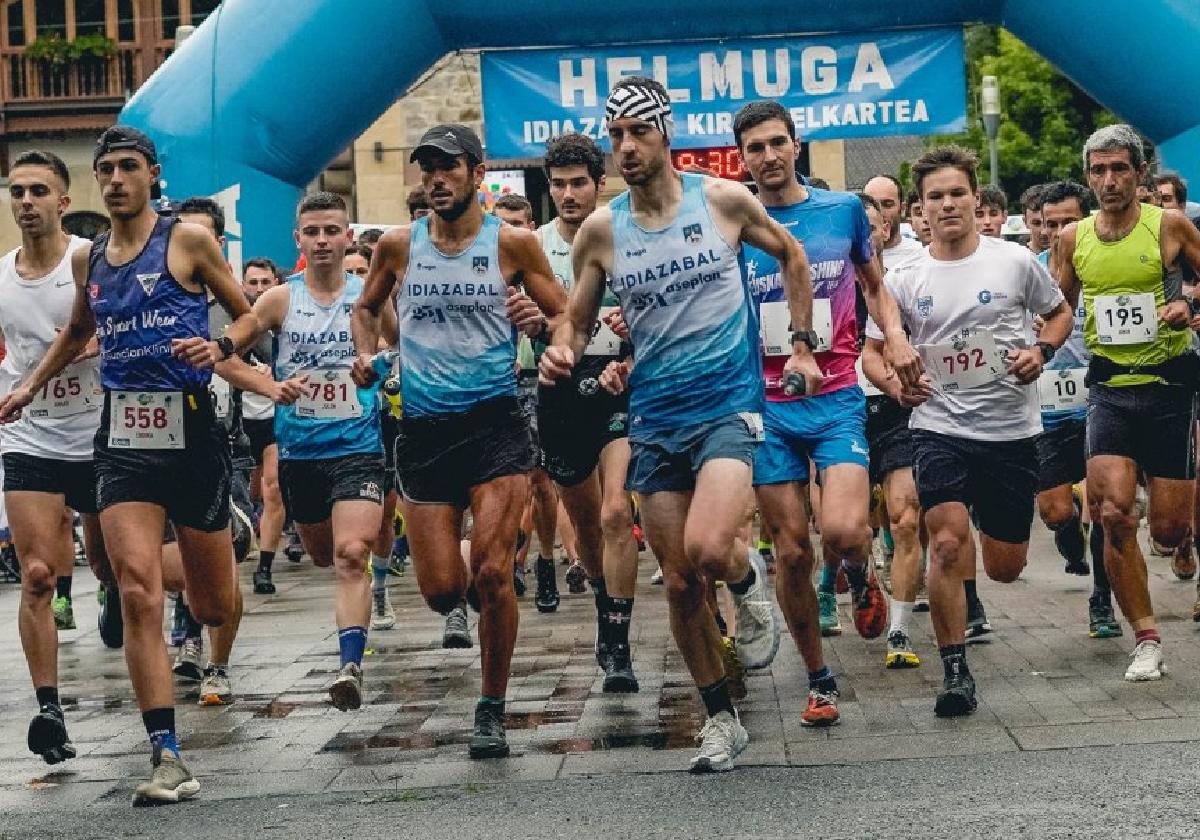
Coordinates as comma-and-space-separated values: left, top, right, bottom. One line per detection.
0, 125, 259, 805
540, 76, 812, 773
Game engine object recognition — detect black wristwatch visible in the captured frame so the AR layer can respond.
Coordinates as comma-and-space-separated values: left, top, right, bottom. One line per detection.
215, 336, 236, 361
791, 329, 820, 351
1035, 341, 1056, 365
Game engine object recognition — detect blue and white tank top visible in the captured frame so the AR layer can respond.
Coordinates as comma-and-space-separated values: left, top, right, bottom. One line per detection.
608, 173, 762, 437
396, 213, 517, 417
272, 273, 381, 460
88, 215, 211, 391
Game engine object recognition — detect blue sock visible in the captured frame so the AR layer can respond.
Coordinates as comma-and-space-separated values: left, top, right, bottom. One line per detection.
338, 626, 368, 667
807, 666, 836, 692
818, 561, 838, 593
371, 557, 389, 590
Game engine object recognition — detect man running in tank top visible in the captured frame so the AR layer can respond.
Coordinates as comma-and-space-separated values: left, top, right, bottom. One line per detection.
352, 124, 567, 760
0, 150, 105, 768
1054, 124, 1200, 682
541, 77, 815, 773
0, 126, 258, 806
249, 191, 392, 712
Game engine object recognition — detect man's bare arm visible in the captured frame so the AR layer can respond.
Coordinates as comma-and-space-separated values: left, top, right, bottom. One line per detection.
352, 228, 408, 358
1052, 224, 1082, 309
540, 211, 610, 384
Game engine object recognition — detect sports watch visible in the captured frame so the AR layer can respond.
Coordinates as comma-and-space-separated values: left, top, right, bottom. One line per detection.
1035, 341, 1056, 365
791, 329, 820, 351
215, 336, 236, 360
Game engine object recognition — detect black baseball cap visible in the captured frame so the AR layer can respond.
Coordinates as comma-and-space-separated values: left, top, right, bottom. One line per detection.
94, 125, 162, 199
410, 124, 484, 164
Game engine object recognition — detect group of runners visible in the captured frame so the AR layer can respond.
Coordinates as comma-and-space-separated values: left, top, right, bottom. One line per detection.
3, 76, 1200, 804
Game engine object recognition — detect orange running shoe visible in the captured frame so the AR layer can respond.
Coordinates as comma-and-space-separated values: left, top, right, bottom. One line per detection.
800, 688, 840, 727
852, 568, 889, 639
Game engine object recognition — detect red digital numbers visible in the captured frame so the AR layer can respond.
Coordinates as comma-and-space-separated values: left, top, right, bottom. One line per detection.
672, 148, 744, 180
307, 382, 348, 403
122, 406, 169, 430
40, 376, 81, 401
941, 348, 985, 374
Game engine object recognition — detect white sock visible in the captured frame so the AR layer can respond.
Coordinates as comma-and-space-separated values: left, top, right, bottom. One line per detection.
890, 600, 914, 636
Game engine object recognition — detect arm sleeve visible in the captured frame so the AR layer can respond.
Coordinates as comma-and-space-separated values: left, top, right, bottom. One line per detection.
849, 200, 874, 266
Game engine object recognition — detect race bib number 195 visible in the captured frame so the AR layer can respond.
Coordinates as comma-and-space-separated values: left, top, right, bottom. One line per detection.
1093, 292, 1156, 345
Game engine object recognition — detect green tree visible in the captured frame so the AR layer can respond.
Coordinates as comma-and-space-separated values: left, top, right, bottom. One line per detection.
935, 26, 1118, 209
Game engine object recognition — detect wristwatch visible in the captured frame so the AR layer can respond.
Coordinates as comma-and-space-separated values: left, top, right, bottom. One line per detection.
215, 336, 236, 360
1035, 341, 1056, 365
791, 329, 819, 351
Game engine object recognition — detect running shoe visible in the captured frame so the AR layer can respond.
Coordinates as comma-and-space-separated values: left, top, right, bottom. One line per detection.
731, 559, 780, 670
1088, 600, 1123, 639
0, 543, 20, 582
198, 666, 233, 706
966, 597, 993, 640
650, 566, 664, 585
632, 523, 646, 553
469, 702, 509, 759
884, 630, 921, 669
442, 603, 472, 649
1124, 639, 1165, 681
387, 551, 407, 577
97, 583, 124, 649
914, 574, 930, 612
534, 556, 559, 613
800, 687, 841, 727
28, 704, 76, 765
231, 503, 254, 564
513, 563, 527, 597
602, 644, 640, 694
688, 710, 749, 773
565, 559, 587, 594
719, 636, 747, 701
851, 567, 888, 639
371, 586, 396, 631
934, 661, 977, 717
1171, 541, 1197, 580
284, 531, 304, 564
1149, 536, 1172, 557
52, 595, 76, 630
818, 591, 842, 637
132, 745, 200, 806
329, 662, 364, 710
252, 567, 276, 595
173, 637, 203, 682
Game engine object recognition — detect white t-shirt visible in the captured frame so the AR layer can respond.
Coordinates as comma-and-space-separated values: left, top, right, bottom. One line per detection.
867, 235, 1064, 441
882, 236, 924, 273
0, 236, 100, 460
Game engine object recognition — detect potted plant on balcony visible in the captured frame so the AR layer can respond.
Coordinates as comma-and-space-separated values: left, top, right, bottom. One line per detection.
25, 32, 118, 98
68, 33, 118, 95
25, 33, 71, 97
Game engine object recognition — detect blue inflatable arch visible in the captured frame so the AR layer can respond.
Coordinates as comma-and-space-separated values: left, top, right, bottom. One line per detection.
121, 0, 1200, 264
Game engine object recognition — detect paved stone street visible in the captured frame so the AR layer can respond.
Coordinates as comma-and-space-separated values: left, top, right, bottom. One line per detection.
3, 522, 1200, 838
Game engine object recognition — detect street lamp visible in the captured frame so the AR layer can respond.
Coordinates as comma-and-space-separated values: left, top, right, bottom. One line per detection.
981, 75, 1001, 187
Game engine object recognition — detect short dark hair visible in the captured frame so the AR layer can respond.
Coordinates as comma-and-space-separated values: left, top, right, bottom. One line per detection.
1039, 180, 1093, 214
406, 185, 430, 216
978, 185, 1008, 213
243, 256, 280, 278
807, 177, 830, 191
857, 192, 882, 214
906, 188, 921, 208
1155, 171, 1188, 205
732, 100, 795, 148
179, 195, 225, 236
12, 150, 70, 190
1020, 184, 1048, 213
296, 190, 347, 220
345, 243, 373, 262
912, 145, 979, 199
356, 228, 384, 245
494, 193, 532, 215
544, 133, 605, 186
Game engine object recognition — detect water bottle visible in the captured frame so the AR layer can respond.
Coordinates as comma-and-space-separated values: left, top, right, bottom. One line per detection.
356, 350, 399, 407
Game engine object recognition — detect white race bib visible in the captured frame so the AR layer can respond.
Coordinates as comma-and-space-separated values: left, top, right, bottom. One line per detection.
210, 374, 231, 419
584, 306, 623, 357
1037, 367, 1089, 411
854, 356, 884, 397
295, 369, 361, 420
760, 298, 833, 356
108, 391, 184, 450
1093, 293, 1156, 345
27, 363, 101, 420
919, 332, 1007, 392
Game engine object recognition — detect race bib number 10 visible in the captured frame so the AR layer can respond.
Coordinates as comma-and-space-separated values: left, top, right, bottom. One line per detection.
1038, 367, 1089, 411
760, 298, 832, 356
295, 369, 362, 420
919, 332, 1006, 392
108, 391, 184, 450
1093, 292, 1156, 345
28, 362, 100, 420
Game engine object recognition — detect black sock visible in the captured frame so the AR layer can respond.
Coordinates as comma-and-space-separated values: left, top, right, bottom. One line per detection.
842, 561, 868, 592
36, 685, 60, 709
714, 607, 728, 637
728, 565, 756, 596
698, 677, 735, 718
258, 550, 275, 572
142, 706, 179, 755
963, 579, 978, 604
1051, 514, 1086, 563
1090, 523, 1111, 602
55, 576, 72, 601
181, 602, 202, 639
605, 596, 634, 649
939, 644, 969, 679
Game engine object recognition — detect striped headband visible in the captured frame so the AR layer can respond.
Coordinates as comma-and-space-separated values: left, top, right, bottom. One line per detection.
605, 83, 675, 140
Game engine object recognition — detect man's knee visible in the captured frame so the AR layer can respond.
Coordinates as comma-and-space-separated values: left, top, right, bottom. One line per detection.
820, 520, 869, 559
684, 534, 732, 576
1149, 519, 1191, 551
120, 577, 165, 624
1038, 493, 1074, 528
662, 565, 703, 605
929, 531, 965, 569
334, 538, 371, 573
1098, 499, 1138, 543
20, 558, 55, 599
888, 502, 921, 548
600, 496, 633, 540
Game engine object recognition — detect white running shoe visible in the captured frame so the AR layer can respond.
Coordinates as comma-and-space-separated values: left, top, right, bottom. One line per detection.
371, 587, 396, 631
730, 551, 780, 669
688, 710, 749, 773
1124, 639, 1165, 681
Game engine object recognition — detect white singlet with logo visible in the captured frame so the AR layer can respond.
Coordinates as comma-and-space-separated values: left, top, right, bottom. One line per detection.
867, 235, 1063, 441
0, 236, 100, 460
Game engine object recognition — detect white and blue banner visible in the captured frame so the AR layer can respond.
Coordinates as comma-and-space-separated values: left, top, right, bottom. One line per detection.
481, 27, 966, 159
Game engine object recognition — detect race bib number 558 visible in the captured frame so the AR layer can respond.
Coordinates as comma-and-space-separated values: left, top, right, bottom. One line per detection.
108, 391, 184, 450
